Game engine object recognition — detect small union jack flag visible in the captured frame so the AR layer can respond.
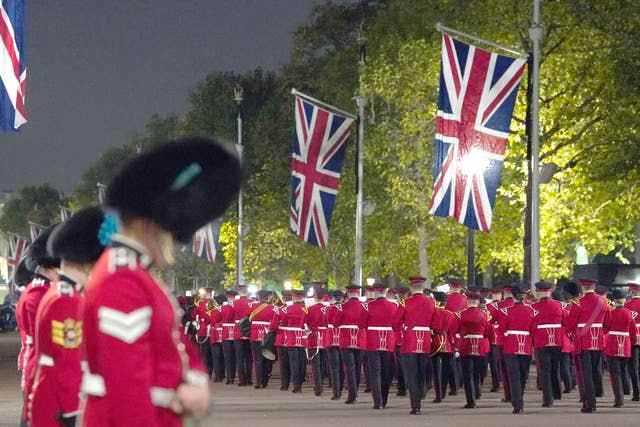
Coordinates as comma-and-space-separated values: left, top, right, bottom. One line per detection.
429, 33, 525, 231
7, 234, 27, 276
29, 222, 43, 242
0, 0, 27, 131
192, 221, 219, 263
289, 93, 355, 247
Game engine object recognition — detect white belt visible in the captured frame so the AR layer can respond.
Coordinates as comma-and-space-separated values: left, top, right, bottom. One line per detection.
339, 325, 358, 330
221, 323, 235, 327
280, 326, 305, 332
635, 323, 640, 327
318, 326, 328, 330
150, 387, 175, 408
578, 323, 603, 328
81, 372, 106, 397
252, 321, 270, 325
609, 331, 630, 337
368, 326, 392, 331
537, 324, 561, 329
38, 354, 54, 367
464, 334, 484, 339
328, 324, 335, 328
505, 330, 530, 336
25, 335, 33, 345
455, 333, 461, 338
412, 326, 431, 332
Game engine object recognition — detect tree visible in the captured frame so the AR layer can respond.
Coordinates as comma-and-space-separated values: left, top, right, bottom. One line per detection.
0, 184, 62, 235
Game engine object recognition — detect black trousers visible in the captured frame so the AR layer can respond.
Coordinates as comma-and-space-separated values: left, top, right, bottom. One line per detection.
621, 359, 631, 395
594, 352, 604, 397
251, 341, 272, 387
311, 349, 326, 395
497, 346, 510, 401
628, 346, 640, 399
278, 346, 291, 389
288, 347, 306, 387
328, 346, 343, 397
342, 348, 362, 401
608, 356, 627, 405
211, 342, 225, 382
367, 350, 393, 408
234, 339, 252, 385
394, 347, 406, 393
579, 350, 603, 410
461, 355, 486, 406
222, 340, 236, 382
489, 344, 501, 389
538, 347, 562, 405
434, 352, 457, 398
504, 354, 531, 411
199, 340, 213, 377
560, 352, 573, 392
401, 353, 429, 410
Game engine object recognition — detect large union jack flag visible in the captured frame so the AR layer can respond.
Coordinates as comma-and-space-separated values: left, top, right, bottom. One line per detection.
0, 0, 27, 131
192, 221, 219, 263
290, 94, 354, 247
7, 234, 27, 276
429, 34, 525, 231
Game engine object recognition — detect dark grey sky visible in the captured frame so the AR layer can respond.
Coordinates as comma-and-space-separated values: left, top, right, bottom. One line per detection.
0, 0, 316, 192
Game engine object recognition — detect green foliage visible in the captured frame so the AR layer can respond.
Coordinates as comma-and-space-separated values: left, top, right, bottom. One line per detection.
0, 184, 62, 235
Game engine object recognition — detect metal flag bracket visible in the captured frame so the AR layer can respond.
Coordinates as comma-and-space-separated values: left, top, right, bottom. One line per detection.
435, 22, 528, 59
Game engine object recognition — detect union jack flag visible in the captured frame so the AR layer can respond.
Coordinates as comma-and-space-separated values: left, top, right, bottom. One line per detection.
7, 234, 27, 275
192, 221, 219, 263
429, 34, 525, 231
0, 0, 27, 131
29, 221, 43, 242
289, 93, 355, 247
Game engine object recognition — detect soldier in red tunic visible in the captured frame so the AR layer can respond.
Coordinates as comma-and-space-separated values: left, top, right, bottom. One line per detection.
494, 284, 516, 402
531, 281, 565, 407
486, 285, 503, 392
193, 288, 213, 377
233, 283, 257, 386
604, 289, 633, 407
80, 138, 241, 427
249, 290, 275, 389
336, 284, 367, 404
14, 258, 33, 427
456, 288, 490, 409
564, 278, 608, 413
363, 282, 397, 409
625, 282, 640, 401
306, 286, 329, 396
19, 226, 60, 426
220, 289, 237, 384
29, 206, 105, 427
324, 290, 344, 400
445, 279, 468, 313
269, 286, 308, 393
498, 286, 535, 414
431, 291, 459, 403
390, 286, 408, 397
396, 276, 436, 415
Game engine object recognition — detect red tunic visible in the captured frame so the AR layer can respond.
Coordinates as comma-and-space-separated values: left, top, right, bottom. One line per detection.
249, 303, 274, 343
432, 307, 456, 354
233, 296, 256, 340
603, 306, 633, 358
493, 297, 515, 346
16, 289, 26, 377
364, 297, 397, 352
396, 293, 436, 354
20, 278, 51, 420
457, 306, 490, 356
207, 306, 222, 344
306, 303, 328, 350
193, 300, 210, 344
498, 303, 534, 355
565, 292, 608, 352
220, 302, 236, 341
324, 303, 342, 348
445, 292, 468, 313
81, 238, 206, 427
486, 302, 501, 346
336, 297, 367, 349
531, 298, 565, 349
28, 278, 83, 426
269, 303, 308, 348
624, 297, 640, 346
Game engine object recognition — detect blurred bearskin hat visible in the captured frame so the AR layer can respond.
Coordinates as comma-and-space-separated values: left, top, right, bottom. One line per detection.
48, 206, 106, 264
25, 225, 60, 273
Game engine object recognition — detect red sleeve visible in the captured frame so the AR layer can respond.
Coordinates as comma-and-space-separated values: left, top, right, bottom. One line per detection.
50, 298, 82, 415
92, 271, 156, 423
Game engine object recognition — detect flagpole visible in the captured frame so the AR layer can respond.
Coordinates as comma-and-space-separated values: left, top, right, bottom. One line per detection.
234, 84, 245, 287
467, 229, 476, 287
529, 0, 543, 288
353, 31, 366, 290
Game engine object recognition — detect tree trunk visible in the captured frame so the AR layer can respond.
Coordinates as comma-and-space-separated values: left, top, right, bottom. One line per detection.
483, 264, 494, 288
417, 224, 431, 286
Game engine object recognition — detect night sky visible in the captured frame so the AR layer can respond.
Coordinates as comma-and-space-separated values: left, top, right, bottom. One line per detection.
0, 0, 315, 192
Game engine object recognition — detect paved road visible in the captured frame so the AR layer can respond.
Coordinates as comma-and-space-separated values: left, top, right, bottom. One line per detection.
1, 331, 639, 427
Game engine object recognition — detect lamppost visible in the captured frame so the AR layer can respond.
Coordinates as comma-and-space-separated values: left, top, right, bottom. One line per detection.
234, 84, 244, 287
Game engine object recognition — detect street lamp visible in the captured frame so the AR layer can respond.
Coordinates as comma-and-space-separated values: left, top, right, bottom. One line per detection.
234, 84, 244, 288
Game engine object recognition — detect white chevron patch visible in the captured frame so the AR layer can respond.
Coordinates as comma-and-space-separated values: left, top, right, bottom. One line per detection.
98, 306, 152, 344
